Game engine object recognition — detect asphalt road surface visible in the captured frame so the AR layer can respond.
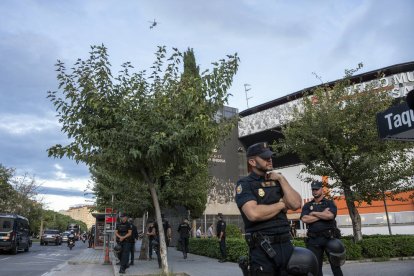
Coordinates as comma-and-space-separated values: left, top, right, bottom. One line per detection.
0, 240, 88, 276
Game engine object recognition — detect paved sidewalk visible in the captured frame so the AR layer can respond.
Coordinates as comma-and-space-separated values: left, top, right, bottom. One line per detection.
112, 241, 240, 276
44, 241, 414, 276
44, 247, 114, 276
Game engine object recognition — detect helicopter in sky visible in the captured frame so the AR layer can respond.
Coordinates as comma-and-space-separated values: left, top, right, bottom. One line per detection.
148, 19, 159, 29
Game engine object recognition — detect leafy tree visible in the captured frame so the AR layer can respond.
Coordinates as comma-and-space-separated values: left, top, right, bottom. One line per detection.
47, 45, 239, 273
0, 164, 17, 212
278, 65, 414, 242
0, 164, 43, 234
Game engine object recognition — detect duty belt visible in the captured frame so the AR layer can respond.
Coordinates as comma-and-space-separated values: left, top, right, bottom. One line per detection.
248, 232, 291, 245
307, 229, 333, 238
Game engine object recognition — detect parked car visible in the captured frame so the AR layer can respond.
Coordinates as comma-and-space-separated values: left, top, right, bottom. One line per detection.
61, 231, 70, 243
0, 213, 31, 254
40, 229, 62, 246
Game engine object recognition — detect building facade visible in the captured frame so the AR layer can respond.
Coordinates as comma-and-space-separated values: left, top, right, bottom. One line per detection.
60, 205, 95, 230
216, 62, 414, 235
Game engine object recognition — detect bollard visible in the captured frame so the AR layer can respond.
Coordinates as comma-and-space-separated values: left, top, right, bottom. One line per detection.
103, 233, 111, 264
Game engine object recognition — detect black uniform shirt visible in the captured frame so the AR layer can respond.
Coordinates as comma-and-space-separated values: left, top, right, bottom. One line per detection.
148, 225, 155, 240
300, 197, 337, 233
116, 221, 132, 243
235, 171, 289, 234
216, 219, 226, 238
177, 222, 191, 238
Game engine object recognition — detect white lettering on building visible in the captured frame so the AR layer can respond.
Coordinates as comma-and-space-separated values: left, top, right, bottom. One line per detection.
384, 110, 414, 130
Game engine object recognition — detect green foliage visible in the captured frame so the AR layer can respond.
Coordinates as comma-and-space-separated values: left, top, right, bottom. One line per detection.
47, 45, 239, 219
226, 224, 243, 239
342, 239, 363, 260
360, 235, 414, 258
188, 235, 413, 262
0, 164, 43, 234
42, 210, 87, 232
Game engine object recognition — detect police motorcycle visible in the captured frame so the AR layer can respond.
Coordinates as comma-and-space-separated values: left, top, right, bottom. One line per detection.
67, 230, 76, 250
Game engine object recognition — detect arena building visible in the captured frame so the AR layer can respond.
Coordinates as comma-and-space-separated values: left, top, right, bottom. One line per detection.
234, 61, 414, 236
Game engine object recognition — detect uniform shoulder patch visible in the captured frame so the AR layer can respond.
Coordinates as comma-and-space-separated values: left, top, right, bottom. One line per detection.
236, 184, 242, 194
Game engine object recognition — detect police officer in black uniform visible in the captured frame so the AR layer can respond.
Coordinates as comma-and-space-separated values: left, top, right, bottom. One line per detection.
115, 213, 132, 274
216, 213, 227, 262
301, 181, 345, 276
128, 218, 138, 266
161, 214, 172, 247
177, 218, 191, 259
236, 142, 318, 276
152, 221, 162, 268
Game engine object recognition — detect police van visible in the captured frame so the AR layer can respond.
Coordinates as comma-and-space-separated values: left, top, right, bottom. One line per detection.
0, 213, 31, 254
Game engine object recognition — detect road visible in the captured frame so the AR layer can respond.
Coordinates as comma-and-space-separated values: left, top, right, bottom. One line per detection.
0, 240, 88, 276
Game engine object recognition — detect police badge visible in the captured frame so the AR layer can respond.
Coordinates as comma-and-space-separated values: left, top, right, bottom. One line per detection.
258, 188, 265, 197
310, 205, 313, 211
236, 185, 242, 194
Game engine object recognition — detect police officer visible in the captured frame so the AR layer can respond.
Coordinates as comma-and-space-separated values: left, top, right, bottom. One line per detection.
301, 180, 345, 276
146, 220, 156, 260
161, 214, 172, 247
236, 142, 318, 275
115, 213, 132, 274
177, 218, 191, 259
152, 221, 162, 268
216, 213, 227, 262
128, 218, 138, 266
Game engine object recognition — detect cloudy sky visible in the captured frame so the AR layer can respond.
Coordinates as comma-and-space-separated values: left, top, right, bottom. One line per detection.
1, 0, 413, 211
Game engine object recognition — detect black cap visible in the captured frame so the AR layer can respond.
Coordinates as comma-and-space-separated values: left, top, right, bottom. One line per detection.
218, 213, 223, 218
246, 142, 273, 159
119, 213, 128, 218
311, 181, 323, 189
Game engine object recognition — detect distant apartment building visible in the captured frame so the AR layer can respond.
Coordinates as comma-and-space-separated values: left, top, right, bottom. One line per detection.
60, 205, 95, 230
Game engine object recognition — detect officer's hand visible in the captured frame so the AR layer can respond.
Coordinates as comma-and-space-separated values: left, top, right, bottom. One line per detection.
266, 170, 283, 182
276, 200, 286, 211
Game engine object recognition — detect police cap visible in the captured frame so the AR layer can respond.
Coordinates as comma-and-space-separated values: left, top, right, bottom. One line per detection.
311, 181, 323, 190
246, 142, 273, 159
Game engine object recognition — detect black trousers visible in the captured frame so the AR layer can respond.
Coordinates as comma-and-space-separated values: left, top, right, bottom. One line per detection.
306, 236, 343, 276
148, 239, 154, 258
129, 242, 135, 262
219, 237, 227, 260
249, 240, 293, 275
119, 242, 131, 271
180, 237, 189, 256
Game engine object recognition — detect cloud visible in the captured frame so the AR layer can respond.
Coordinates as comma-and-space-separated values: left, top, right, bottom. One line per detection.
39, 194, 95, 212
0, 113, 59, 135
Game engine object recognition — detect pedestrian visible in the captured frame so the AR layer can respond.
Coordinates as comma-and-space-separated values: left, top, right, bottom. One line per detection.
177, 218, 191, 259
196, 226, 202, 238
128, 218, 139, 266
216, 213, 227, 262
301, 180, 346, 276
152, 221, 162, 268
235, 142, 318, 275
87, 226, 95, 248
161, 214, 172, 247
115, 213, 132, 274
207, 223, 214, 238
146, 220, 156, 260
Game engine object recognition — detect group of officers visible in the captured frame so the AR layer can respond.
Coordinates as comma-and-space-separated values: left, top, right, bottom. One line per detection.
115, 141, 346, 276
236, 142, 345, 276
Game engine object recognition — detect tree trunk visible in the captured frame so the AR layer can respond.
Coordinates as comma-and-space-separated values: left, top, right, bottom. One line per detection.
140, 168, 169, 274
148, 182, 169, 275
343, 187, 363, 242
139, 233, 149, 260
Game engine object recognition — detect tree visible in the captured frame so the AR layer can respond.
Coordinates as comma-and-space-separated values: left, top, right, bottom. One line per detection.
47, 45, 239, 273
0, 164, 44, 234
278, 65, 414, 242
